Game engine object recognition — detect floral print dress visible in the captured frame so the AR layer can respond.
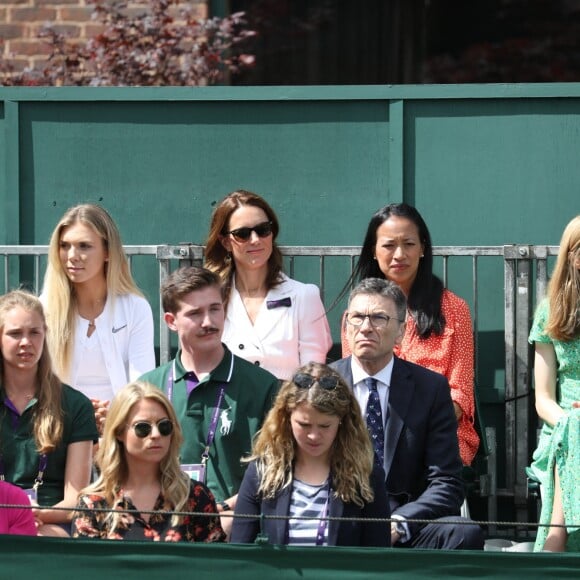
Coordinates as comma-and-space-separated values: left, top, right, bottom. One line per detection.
73, 479, 225, 542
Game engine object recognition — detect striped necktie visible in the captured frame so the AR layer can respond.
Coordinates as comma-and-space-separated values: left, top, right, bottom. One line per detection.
364, 377, 385, 468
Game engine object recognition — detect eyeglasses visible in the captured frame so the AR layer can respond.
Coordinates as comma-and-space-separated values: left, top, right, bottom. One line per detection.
293, 372, 339, 391
129, 418, 174, 438
346, 313, 402, 328
225, 221, 273, 242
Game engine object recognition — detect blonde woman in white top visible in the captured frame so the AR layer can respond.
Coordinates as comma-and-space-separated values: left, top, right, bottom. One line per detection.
41, 204, 155, 431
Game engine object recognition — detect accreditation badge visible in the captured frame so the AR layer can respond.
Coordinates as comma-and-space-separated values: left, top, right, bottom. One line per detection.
181, 463, 206, 484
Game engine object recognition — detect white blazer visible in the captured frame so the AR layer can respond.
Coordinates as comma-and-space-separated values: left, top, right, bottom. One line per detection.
222, 274, 333, 380
67, 293, 156, 395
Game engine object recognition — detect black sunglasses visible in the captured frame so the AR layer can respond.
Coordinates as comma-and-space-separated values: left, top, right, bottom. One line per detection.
225, 221, 273, 242
129, 418, 174, 438
293, 372, 339, 391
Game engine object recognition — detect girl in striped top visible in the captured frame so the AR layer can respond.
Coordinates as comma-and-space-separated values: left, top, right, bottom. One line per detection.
230, 362, 390, 547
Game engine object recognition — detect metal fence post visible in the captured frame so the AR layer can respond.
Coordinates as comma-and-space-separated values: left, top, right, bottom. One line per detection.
504, 245, 534, 529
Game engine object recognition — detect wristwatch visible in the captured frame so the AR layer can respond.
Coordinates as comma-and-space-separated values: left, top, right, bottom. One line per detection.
220, 501, 232, 512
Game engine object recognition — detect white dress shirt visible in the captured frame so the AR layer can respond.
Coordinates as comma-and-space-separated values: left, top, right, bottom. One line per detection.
351, 356, 394, 424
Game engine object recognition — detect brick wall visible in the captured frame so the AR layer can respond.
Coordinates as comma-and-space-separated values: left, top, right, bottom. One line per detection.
0, 0, 209, 71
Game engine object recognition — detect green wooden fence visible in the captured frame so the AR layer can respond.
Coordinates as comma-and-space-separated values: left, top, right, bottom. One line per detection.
1, 83, 579, 526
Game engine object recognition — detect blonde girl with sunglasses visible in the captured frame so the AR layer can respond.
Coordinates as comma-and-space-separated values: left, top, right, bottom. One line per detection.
73, 381, 225, 542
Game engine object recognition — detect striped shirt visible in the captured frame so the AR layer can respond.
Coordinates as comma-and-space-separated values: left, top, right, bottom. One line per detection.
287, 478, 330, 546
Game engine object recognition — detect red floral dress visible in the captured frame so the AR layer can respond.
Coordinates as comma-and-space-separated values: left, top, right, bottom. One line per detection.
73, 480, 226, 542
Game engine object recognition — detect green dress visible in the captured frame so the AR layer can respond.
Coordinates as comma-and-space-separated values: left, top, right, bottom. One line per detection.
528, 299, 580, 551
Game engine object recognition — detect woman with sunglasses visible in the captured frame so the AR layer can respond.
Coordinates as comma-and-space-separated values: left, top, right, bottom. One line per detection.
41, 204, 155, 433
230, 362, 389, 547
204, 190, 332, 381
73, 381, 225, 542
0, 290, 98, 537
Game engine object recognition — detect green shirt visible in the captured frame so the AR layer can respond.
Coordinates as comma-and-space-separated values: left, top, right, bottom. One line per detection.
0, 384, 98, 506
139, 345, 279, 502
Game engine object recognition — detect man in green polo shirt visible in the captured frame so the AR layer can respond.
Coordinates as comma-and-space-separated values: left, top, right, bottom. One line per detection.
139, 266, 279, 537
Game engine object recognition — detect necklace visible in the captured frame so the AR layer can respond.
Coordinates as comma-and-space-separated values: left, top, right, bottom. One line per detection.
6, 388, 37, 406
86, 319, 97, 337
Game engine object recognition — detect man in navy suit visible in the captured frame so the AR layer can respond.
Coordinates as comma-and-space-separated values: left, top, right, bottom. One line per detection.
331, 277, 483, 549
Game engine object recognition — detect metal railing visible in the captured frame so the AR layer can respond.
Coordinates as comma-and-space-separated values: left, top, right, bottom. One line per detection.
0, 243, 559, 524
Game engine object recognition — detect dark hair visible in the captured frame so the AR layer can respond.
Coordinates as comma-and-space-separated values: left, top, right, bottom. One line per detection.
161, 266, 223, 314
351, 203, 445, 338
204, 190, 283, 306
348, 278, 407, 323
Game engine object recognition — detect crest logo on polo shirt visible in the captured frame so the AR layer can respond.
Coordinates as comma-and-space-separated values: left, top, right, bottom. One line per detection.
220, 408, 232, 435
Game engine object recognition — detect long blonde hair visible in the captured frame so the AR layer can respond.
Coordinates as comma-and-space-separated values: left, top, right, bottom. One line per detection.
82, 381, 190, 529
246, 362, 375, 507
545, 215, 580, 341
41, 204, 143, 379
0, 290, 63, 453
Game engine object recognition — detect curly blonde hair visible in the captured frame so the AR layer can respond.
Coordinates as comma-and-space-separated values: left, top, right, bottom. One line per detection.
545, 215, 580, 341
0, 290, 63, 453
81, 381, 190, 529
246, 362, 375, 508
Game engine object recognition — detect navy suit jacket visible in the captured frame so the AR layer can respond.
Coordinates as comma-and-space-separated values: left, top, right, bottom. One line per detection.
330, 356, 464, 538
230, 461, 390, 547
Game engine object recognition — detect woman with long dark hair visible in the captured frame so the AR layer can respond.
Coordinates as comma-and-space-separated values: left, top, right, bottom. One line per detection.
205, 190, 332, 380
341, 203, 478, 466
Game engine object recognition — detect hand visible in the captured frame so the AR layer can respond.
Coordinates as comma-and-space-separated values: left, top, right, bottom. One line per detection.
217, 494, 237, 542
91, 399, 110, 435
31, 506, 44, 529
453, 402, 463, 420
219, 512, 234, 542
572, 401, 580, 409
390, 523, 401, 545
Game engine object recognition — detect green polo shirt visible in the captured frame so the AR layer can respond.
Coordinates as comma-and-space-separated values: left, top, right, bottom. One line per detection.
139, 345, 279, 502
0, 384, 98, 506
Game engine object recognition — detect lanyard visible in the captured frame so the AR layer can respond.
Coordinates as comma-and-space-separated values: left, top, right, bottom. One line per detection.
315, 479, 332, 547
201, 387, 226, 465
0, 452, 47, 490
33, 454, 48, 490
166, 355, 234, 464
166, 361, 198, 402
